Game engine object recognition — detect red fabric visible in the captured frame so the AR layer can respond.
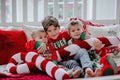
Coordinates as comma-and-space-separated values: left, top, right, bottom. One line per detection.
96, 46, 120, 58
25, 40, 58, 61
79, 18, 104, 29
97, 37, 112, 47
0, 72, 54, 80
106, 46, 120, 53
0, 30, 27, 64
0, 32, 6, 49
10, 66, 17, 74
41, 60, 49, 72
100, 54, 118, 76
9, 58, 18, 65
47, 44, 58, 61
47, 30, 71, 60
51, 66, 59, 78
69, 18, 104, 29
96, 47, 107, 58
25, 40, 37, 52
73, 40, 92, 50
21, 52, 28, 62
27, 62, 38, 72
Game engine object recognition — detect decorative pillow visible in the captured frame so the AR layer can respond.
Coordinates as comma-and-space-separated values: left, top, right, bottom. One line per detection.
87, 25, 120, 37
0, 29, 27, 64
23, 25, 43, 41
0, 31, 6, 49
80, 19, 104, 29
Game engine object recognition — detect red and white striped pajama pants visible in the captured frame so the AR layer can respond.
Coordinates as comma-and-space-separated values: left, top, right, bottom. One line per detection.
6, 51, 70, 80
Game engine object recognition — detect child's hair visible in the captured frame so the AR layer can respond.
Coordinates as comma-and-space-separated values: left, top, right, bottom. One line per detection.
42, 16, 60, 32
31, 27, 45, 39
67, 19, 83, 31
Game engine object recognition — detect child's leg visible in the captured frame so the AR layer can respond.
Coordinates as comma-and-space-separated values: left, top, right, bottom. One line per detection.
74, 49, 92, 70
25, 52, 70, 80
72, 69, 81, 78
6, 52, 37, 74
7, 62, 37, 74
59, 60, 82, 78
73, 49, 94, 77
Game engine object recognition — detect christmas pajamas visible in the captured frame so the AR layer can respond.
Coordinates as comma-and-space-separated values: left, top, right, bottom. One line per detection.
6, 51, 70, 80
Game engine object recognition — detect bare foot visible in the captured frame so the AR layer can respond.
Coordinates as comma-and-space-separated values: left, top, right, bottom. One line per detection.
95, 68, 102, 77
85, 68, 94, 77
67, 69, 73, 78
72, 69, 81, 78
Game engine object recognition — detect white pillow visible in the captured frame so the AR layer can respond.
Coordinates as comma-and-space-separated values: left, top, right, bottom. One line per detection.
23, 25, 67, 40
87, 25, 120, 37
23, 25, 43, 40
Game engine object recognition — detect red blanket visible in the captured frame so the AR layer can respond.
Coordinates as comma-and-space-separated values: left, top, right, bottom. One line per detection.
0, 72, 54, 80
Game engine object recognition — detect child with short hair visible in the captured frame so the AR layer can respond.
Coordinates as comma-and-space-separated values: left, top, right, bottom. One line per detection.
42, 16, 93, 78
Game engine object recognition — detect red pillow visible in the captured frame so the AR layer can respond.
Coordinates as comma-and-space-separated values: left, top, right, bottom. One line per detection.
0, 31, 6, 49
0, 30, 27, 64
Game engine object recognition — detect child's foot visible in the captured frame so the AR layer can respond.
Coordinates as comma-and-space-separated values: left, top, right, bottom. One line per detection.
72, 69, 81, 78
95, 68, 102, 77
85, 68, 94, 77
67, 69, 73, 78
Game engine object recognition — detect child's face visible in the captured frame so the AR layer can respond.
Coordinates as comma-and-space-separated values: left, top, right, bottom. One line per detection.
69, 24, 83, 39
34, 31, 48, 44
46, 25, 60, 39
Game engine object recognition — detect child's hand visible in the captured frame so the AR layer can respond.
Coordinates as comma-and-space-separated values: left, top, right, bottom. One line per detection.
85, 32, 91, 39
37, 43, 47, 53
43, 53, 52, 60
93, 40, 104, 50
80, 32, 91, 40
35, 41, 47, 53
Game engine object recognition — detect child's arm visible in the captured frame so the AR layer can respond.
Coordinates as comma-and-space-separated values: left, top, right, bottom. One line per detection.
25, 40, 37, 52
93, 40, 106, 57
35, 41, 47, 54
80, 32, 91, 40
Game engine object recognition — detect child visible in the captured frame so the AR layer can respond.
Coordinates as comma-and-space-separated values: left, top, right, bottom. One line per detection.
6, 28, 70, 80
67, 18, 102, 77
42, 16, 93, 78
67, 17, 120, 76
